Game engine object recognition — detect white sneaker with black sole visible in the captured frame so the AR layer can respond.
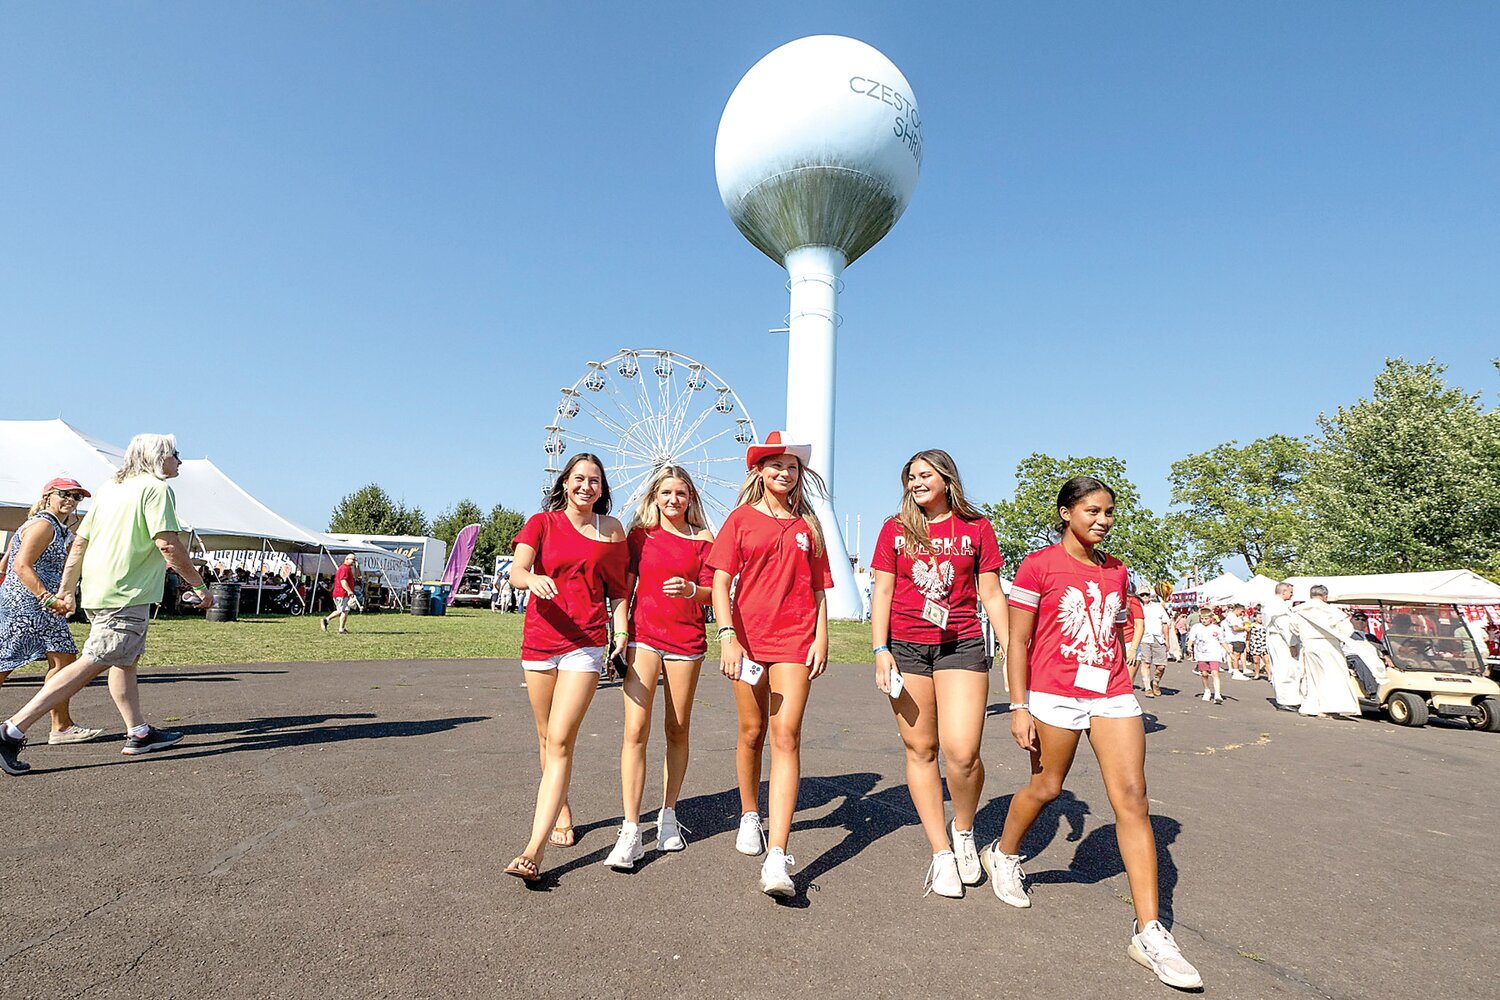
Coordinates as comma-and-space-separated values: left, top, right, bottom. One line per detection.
735, 811, 765, 856
950, 822, 982, 885
1129, 919, 1203, 989
604, 823, 645, 870
760, 847, 795, 898
121, 727, 183, 756
980, 843, 1031, 908
656, 807, 689, 852
924, 850, 964, 899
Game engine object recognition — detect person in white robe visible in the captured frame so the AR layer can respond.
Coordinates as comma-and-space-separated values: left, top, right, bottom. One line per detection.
1263, 582, 1302, 708
1287, 585, 1360, 717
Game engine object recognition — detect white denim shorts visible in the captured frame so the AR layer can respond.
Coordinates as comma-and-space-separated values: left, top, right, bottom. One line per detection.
627, 641, 701, 662
1028, 690, 1143, 731
522, 646, 606, 674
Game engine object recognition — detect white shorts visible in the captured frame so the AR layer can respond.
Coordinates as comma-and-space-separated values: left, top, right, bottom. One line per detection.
333, 596, 353, 612
522, 646, 606, 674
1029, 691, 1143, 731
627, 641, 701, 662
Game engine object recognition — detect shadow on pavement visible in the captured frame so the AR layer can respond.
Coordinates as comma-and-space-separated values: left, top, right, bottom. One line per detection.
6, 668, 291, 688
35, 714, 489, 775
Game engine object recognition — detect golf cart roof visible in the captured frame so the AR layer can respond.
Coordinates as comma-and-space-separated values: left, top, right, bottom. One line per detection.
1284, 570, 1500, 606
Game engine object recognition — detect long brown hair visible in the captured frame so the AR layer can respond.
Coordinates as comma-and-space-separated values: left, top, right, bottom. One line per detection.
896, 449, 985, 554
736, 456, 828, 557
542, 454, 612, 514
629, 465, 709, 532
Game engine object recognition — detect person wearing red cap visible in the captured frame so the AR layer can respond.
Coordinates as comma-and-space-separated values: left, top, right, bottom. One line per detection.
708, 432, 833, 898
0, 478, 104, 745
1, 434, 214, 777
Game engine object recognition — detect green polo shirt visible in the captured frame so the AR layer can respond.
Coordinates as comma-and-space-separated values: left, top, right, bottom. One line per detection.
77, 474, 181, 610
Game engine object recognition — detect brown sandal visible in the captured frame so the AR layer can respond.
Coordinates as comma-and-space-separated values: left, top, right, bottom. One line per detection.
505, 855, 539, 881
549, 826, 575, 848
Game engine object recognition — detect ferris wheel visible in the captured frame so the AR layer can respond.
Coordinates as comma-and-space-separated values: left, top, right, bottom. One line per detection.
544, 349, 758, 523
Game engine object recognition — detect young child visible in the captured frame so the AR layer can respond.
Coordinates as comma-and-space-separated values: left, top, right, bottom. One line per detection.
1187, 610, 1227, 704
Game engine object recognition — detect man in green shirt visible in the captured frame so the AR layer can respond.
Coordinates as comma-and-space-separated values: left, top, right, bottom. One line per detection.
1, 434, 214, 776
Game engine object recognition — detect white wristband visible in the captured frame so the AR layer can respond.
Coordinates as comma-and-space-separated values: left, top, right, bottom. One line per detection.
688, 581, 698, 599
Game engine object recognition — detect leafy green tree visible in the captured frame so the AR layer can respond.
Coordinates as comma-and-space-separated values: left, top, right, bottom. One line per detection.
1299, 358, 1500, 575
432, 499, 485, 553
328, 484, 428, 536
480, 504, 527, 566
982, 453, 1179, 583
1167, 435, 1312, 577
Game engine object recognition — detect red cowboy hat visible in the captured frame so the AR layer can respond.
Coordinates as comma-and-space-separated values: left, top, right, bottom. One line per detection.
745, 431, 813, 471
42, 477, 90, 498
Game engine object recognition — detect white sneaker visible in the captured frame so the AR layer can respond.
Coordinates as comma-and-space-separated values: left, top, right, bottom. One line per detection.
980, 843, 1031, 908
760, 847, 796, 898
924, 850, 964, 898
657, 807, 689, 852
735, 811, 766, 856
950, 822, 982, 885
1200, 692, 1213, 702
1129, 919, 1203, 989
604, 823, 644, 870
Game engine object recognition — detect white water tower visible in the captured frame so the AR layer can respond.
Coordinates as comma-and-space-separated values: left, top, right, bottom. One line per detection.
716, 34, 922, 619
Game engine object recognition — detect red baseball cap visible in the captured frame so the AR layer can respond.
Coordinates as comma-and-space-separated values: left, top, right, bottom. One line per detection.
42, 477, 91, 498
745, 431, 813, 471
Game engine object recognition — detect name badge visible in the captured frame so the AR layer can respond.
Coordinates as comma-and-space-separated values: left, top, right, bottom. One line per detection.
1074, 664, 1111, 694
921, 599, 950, 629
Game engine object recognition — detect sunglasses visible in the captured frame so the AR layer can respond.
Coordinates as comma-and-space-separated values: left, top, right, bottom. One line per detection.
54, 490, 87, 501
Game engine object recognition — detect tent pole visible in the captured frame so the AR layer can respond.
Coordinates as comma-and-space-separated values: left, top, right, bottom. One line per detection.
257, 538, 267, 615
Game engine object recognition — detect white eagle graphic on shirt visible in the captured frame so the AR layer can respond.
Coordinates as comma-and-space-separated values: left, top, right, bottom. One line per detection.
912, 559, 955, 601
795, 532, 809, 553
1058, 582, 1121, 669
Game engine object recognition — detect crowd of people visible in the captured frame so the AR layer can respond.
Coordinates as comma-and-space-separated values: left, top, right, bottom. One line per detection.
35, 431, 1479, 990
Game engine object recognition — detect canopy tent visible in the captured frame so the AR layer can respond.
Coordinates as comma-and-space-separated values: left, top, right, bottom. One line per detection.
0, 419, 121, 530
1283, 570, 1500, 606
1195, 572, 1246, 605
1229, 574, 1281, 608
171, 459, 326, 552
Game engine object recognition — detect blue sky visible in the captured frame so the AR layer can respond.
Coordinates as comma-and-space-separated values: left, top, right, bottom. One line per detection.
4, 2, 1496, 563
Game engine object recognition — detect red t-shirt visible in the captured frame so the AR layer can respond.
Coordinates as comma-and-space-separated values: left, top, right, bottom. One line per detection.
628, 527, 714, 657
333, 564, 356, 598
871, 515, 1003, 643
515, 510, 630, 660
1122, 595, 1145, 644
1008, 544, 1132, 698
706, 506, 834, 664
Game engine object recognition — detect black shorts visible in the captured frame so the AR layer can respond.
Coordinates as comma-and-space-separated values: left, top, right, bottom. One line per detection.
889, 637, 990, 677
1231, 641, 1246, 653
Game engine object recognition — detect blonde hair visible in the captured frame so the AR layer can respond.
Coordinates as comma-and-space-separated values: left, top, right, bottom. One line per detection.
115, 433, 178, 483
736, 456, 828, 557
895, 449, 985, 554
29, 482, 78, 518
629, 465, 709, 532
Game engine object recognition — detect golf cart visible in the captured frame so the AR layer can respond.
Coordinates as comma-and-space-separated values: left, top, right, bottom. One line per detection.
1287, 571, 1500, 732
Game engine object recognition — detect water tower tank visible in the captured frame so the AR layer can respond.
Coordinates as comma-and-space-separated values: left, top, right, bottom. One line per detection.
716, 34, 922, 266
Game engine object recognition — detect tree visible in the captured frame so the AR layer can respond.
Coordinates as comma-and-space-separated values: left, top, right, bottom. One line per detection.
327, 484, 428, 536
982, 453, 1179, 583
1299, 358, 1500, 575
432, 499, 485, 554
1167, 435, 1312, 578
479, 504, 527, 566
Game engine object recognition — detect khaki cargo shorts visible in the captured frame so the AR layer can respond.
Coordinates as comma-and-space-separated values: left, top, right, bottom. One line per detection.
82, 604, 151, 666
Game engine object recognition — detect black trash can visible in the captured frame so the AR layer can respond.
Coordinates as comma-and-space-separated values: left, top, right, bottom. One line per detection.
410, 588, 432, 616
207, 582, 241, 623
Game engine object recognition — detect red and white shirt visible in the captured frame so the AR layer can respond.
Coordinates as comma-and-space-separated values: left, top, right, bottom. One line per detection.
515, 510, 630, 660
871, 515, 1003, 644
1009, 544, 1132, 698
628, 526, 714, 657
707, 506, 834, 665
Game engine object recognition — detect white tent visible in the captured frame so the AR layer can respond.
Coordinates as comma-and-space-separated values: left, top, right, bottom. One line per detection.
1229, 574, 1281, 608
1284, 570, 1500, 606
1195, 572, 1246, 604
172, 459, 326, 552
0, 419, 122, 530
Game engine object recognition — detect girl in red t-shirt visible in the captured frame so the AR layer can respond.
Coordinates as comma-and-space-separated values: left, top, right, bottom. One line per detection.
707, 432, 832, 898
869, 449, 1009, 898
983, 476, 1200, 989
601, 466, 715, 870
504, 453, 630, 882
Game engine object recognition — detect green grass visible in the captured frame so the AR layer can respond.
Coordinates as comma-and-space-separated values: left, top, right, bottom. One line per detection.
11, 609, 879, 670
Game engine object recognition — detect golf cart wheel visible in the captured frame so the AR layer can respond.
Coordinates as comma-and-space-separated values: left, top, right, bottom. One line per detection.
1468, 696, 1500, 733
1387, 691, 1428, 728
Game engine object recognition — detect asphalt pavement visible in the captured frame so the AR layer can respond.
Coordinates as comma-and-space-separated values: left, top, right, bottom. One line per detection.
2, 658, 1493, 999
